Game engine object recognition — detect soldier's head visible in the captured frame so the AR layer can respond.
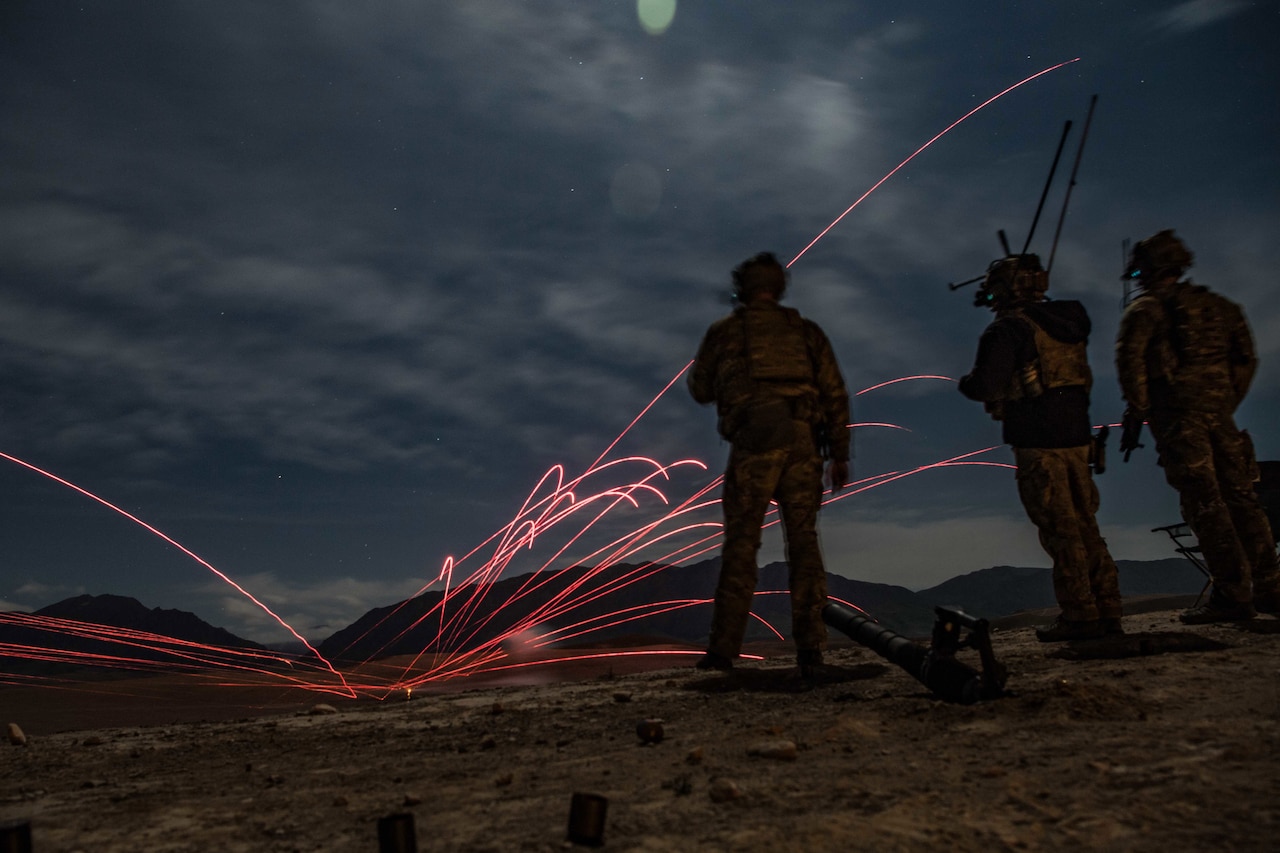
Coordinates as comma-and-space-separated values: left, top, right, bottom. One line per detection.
1123, 229, 1193, 290
731, 252, 788, 303
974, 254, 1048, 311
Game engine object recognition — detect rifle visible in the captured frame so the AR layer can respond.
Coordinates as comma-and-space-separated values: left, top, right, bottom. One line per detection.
822, 601, 1007, 704
1120, 410, 1145, 462
1092, 424, 1109, 474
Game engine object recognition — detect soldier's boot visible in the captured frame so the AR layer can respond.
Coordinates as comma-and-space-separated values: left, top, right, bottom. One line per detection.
1099, 604, 1125, 636
1179, 591, 1256, 625
796, 647, 823, 679
1034, 616, 1104, 643
1252, 589, 1280, 615
1251, 562, 1280, 613
694, 651, 734, 671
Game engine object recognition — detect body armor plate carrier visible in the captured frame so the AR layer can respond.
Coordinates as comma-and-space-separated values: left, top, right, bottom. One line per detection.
1001, 311, 1093, 402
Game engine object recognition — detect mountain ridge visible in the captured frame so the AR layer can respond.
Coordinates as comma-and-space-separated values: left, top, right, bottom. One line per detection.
1, 558, 1208, 674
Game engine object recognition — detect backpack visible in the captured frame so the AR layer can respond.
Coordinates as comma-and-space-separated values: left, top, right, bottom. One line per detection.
1159, 284, 1242, 412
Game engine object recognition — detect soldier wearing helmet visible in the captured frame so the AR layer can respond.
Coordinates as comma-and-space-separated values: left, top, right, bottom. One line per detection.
972, 254, 1050, 311
1116, 229, 1278, 622
688, 252, 851, 677
959, 254, 1122, 642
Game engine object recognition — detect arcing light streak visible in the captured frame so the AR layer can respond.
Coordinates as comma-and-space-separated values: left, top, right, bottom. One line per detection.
314, 60, 1075, 680
4, 61, 1078, 697
786, 58, 1081, 268
326, 377, 984, 689
395, 427, 1010, 689
1, 411, 1010, 695
0, 373, 1014, 696
0, 611, 355, 694
858, 375, 954, 395
450, 65, 1088, 677
0, 451, 356, 698
589, 362, 694, 470
370, 457, 710, 658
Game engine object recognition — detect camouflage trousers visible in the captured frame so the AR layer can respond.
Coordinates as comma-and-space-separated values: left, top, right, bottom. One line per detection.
708, 421, 828, 659
1014, 446, 1122, 622
1149, 410, 1280, 602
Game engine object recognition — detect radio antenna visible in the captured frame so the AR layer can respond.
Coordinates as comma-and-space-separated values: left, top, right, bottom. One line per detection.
1047, 94, 1098, 273
1121, 237, 1132, 307
1020, 119, 1072, 255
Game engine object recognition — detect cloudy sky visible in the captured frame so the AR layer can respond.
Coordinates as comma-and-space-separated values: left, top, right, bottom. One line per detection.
2, 1, 1276, 644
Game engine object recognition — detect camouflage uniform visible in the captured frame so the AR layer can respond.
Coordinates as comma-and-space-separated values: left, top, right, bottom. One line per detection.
689, 299, 850, 661
1116, 280, 1279, 604
1014, 446, 1121, 622
960, 292, 1122, 625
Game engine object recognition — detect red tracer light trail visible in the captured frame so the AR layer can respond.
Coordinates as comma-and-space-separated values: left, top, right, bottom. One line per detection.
786, 58, 1081, 268
1, 58, 1082, 694
0, 450, 357, 698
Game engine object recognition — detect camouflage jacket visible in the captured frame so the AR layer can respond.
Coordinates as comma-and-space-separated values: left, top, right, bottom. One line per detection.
1116, 281, 1257, 415
688, 300, 851, 461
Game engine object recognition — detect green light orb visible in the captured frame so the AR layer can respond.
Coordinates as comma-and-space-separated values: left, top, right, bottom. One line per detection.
637, 0, 676, 35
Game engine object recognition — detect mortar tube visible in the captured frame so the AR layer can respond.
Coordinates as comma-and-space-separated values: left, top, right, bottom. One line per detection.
822, 601, 985, 704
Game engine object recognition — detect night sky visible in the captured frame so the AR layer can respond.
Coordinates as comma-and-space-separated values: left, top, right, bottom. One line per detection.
3, 1, 1276, 644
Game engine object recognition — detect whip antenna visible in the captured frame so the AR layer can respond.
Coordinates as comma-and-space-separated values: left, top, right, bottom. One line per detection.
1021, 120, 1073, 255
1047, 94, 1099, 273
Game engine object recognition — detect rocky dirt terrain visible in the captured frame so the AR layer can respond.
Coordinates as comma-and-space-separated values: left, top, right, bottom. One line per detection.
3, 604, 1279, 852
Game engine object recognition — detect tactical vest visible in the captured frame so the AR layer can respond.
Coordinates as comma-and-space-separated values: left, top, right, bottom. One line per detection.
999, 311, 1092, 402
713, 305, 820, 444
742, 305, 814, 383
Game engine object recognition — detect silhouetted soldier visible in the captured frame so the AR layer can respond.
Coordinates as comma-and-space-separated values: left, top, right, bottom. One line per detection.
688, 252, 850, 675
1116, 229, 1279, 622
959, 254, 1122, 642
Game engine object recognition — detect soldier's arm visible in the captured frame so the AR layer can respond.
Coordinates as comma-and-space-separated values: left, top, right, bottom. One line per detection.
687, 326, 719, 405
807, 323, 852, 462
1115, 302, 1157, 413
958, 319, 1019, 403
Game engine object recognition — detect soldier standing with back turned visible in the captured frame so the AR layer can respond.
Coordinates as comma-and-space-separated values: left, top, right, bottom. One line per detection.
688, 252, 851, 677
1116, 229, 1279, 623
959, 254, 1123, 642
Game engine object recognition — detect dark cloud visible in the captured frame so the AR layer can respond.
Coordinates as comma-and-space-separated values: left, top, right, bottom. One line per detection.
1151, 0, 1251, 35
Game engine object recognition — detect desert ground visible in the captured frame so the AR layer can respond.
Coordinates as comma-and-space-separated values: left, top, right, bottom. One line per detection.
3, 601, 1279, 852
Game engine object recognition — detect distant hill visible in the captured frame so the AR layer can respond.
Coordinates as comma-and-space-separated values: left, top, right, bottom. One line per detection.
917, 558, 1206, 617
0, 594, 266, 678
36, 594, 267, 650
317, 558, 939, 662
1, 559, 1212, 676
317, 556, 1209, 662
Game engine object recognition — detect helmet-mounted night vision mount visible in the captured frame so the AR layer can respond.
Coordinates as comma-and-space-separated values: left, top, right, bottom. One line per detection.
1119, 229, 1193, 306
947, 95, 1098, 307
1120, 229, 1193, 282
973, 254, 1048, 309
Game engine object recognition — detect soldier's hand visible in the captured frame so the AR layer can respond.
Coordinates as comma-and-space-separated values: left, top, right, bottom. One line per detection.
827, 459, 850, 493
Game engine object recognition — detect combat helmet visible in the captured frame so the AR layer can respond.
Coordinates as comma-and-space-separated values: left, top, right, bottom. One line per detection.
1123, 229, 1194, 284
732, 252, 788, 302
974, 254, 1048, 310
